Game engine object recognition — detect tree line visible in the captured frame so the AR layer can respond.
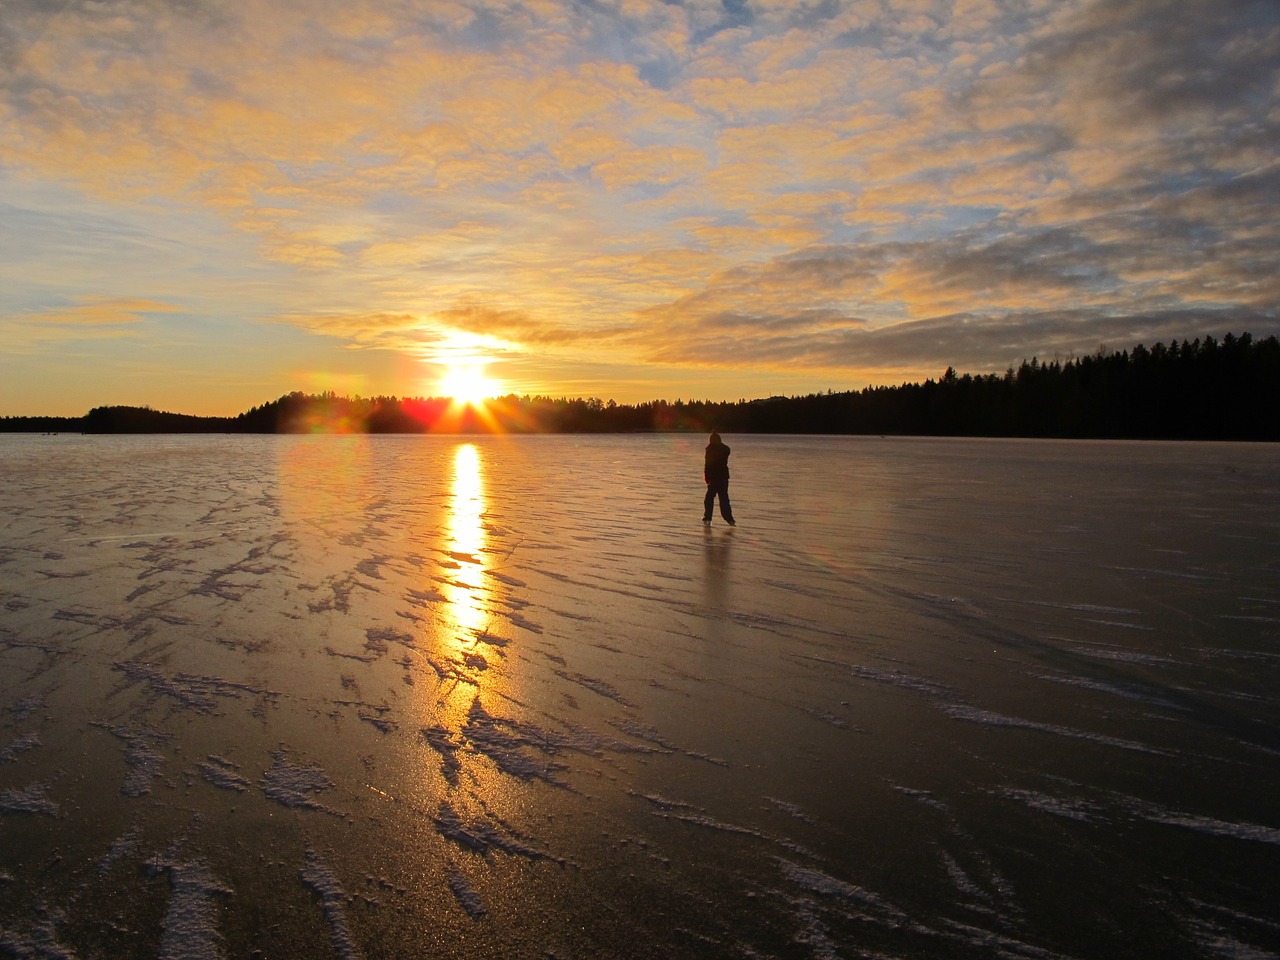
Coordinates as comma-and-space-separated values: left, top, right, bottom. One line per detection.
3, 332, 1277, 440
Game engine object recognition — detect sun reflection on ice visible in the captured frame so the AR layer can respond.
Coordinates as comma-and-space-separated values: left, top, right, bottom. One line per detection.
445, 443, 489, 654
433, 441, 532, 809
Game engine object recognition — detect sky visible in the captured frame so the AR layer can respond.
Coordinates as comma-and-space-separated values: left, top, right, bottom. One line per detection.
1, 0, 1278, 416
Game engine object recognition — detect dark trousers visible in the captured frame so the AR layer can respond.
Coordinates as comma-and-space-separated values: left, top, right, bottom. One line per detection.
704, 479, 734, 522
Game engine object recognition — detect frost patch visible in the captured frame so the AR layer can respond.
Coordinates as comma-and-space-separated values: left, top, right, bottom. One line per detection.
262, 752, 338, 813
766, 797, 815, 824
113, 660, 278, 714
0, 913, 78, 959
499, 611, 543, 634
0, 732, 40, 763
421, 726, 462, 785
5, 695, 44, 723
406, 587, 447, 605
460, 701, 662, 786
999, 787, 1100, 822
0, 783, 58, 815
1181, 899, 1280, 960
552, 670, 634, 707
683, 750, 730, 767
789, 897, 841, 960
1034, 673, 1182, 709
665, 812, 759, 835
1062, 642, 1170, 663
777, 859, 907, 922
939, 850, 991, 903
199, 756, 250, 793
145, 859, 232, 960
301, 850, 364, 960
98, 830, 140, 875
358, 711, 397, 734
355, 556, 390, 581
462, 698, 567, 783
888, 784, 951, 812
364, 627, 412, 656
485, 569, 526, 587
95, 723, 170, 797
556, 720, 666, 756
632, 798, 768, 839
433, 801, 557, 862
631, 792, 702, 813
943, 704, 1167, 755
608, 717, 678, 750
850, 665, 950, 697
1119, 797, 1280, 846
934, 919, 1076, 959
473, 630, 509, 649
446, 867, 487, 919
801, 707, 849, 729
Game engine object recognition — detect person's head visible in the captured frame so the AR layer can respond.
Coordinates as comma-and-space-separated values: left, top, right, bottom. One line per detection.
709, 431, 721, 444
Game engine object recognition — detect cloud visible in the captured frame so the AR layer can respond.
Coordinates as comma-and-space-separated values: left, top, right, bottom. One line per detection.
648, 302, 1277, 381
845, 307, 1280, 376
593, 144, 710, 191
1, 0, 1277, 408
637, 210, 1279, 377
1020, 0, 1279, 127
434, 303, 633, 348
1, 296, 179, 350
28, 296, 176, 325
274, 303, 632, 363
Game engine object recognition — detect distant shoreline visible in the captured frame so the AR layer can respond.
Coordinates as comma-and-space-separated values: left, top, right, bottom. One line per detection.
4, 333, 1278, 441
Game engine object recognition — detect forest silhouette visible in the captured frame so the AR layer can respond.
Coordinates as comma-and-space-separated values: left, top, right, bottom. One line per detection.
4, 333, 1278, 440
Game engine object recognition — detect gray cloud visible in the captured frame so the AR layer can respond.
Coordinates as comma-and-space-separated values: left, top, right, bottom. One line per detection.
843, 308, 1278, 374
643, 208, 1280, 376
1020, 0, 1279, 125
965, 1, 1280, 205
651, 304, 1277, 379
907, 226, 1116, 298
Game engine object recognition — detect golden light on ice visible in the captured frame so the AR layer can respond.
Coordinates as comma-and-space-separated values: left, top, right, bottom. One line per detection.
444, 443, 488, 649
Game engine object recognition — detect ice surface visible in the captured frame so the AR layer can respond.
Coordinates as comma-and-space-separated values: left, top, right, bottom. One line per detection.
1, 433, 1279, 957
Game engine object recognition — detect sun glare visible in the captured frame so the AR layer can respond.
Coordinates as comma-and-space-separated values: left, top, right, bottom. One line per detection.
439, 364, 497, 406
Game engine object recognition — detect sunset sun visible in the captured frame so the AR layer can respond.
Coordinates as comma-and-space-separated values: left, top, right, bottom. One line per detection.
438, 364, 498, 406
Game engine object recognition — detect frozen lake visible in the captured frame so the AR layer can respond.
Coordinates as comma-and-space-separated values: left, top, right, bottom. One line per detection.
1, 433, 1278, 958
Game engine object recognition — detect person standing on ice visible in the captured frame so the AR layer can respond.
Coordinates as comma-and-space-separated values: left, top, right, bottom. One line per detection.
702, 432, 736, 526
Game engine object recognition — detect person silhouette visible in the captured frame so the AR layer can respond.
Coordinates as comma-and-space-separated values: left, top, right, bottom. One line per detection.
702, 431, 736, 526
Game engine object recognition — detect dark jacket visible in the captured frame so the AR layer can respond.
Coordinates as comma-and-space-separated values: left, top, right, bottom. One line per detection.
704, 440, 731, 483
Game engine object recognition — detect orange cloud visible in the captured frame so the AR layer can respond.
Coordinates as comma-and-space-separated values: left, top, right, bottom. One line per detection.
28, 297, 175, 325
2, 297, 179, 350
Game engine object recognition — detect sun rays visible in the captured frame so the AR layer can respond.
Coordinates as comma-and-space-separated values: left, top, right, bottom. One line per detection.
438, 363, 498, 407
